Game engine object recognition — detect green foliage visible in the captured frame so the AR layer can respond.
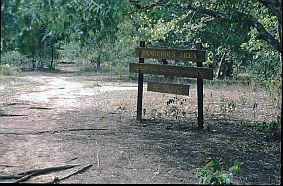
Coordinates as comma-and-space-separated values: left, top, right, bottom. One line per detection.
58, 42, 81, 64
1, 0, 132, 70
1, 51, 31, 66
195, 159, 243, 185
220, 102, 227, 119
0, 108, 6, 116
239, 112, 281, 134
0, 64, 21, 76
147, 108, 162, 121
255, 119, 281, 133
1, 0, 281, 118
227, 100, 236, 113
263, 79, 282, 107
219, 98, 238, 119
239, 94, 247, 106
165, 96, 188, 120
145, 96, 188, 121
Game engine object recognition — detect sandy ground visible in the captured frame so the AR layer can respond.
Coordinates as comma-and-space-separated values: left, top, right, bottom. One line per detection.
0, 64, 281, 184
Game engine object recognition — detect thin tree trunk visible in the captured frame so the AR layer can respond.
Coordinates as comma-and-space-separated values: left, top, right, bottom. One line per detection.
97, 55, 101, 71
50, 44, 54, 70
216, 52, 226, 79
32, 46, 36, 69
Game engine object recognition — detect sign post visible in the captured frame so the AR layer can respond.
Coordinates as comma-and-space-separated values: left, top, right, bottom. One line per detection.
137, 41, 145, 122
130, 41, 212, 129
196, 43, 204, 129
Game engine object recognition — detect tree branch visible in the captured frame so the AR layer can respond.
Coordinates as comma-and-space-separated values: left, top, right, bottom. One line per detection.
129, 0, 282, 53
243, 13, 282, 53
184, 4, 282, 53
129, 0, 165, 11
258, 0, 282, 24
185, 4, 226, 20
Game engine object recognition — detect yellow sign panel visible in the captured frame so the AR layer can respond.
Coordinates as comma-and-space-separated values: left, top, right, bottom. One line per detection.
136, 47, 205, 62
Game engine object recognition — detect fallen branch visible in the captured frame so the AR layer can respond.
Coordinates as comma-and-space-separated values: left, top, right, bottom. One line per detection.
32, 128, 108, 135
13, 171, 38, 183
47, 163, 94, 184
0, 113, 27, 117
29, 106, 52, 110
66, 157, 78, 163
0, 164, 18, 168
0, 164, 78, 183
0, 175, 22, 180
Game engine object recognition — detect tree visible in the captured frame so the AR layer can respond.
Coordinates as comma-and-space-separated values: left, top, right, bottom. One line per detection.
130, 0, 281, 53
128, 0, 281, 80
1, 0, 132, 70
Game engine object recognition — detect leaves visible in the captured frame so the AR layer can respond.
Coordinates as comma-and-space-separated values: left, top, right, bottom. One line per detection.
195, 159, 243, 185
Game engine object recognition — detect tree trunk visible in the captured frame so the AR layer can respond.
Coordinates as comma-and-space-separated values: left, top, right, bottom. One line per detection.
216, 52, 226, 79
97, 55, 101, 72
50, 44, 54, 70
32, 46, 36, 69
226, 61, 233, 78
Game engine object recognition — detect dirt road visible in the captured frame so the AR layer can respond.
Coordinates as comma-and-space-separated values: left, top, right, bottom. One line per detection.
0, 65, 281, 184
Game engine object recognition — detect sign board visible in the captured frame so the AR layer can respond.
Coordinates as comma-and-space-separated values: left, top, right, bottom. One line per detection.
129, 63, 213, 80
131, 41, 212, 129
147, 82, 190, 96
136, 47, 205, 62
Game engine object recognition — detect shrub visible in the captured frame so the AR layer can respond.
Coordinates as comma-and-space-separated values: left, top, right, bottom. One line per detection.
0, 64, 21, 76
1, 51, 31, 66
195, 159, 243, 185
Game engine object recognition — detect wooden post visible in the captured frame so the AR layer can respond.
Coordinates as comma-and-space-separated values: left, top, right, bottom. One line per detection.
196, 43, 204, 129
137, 41, 145, 122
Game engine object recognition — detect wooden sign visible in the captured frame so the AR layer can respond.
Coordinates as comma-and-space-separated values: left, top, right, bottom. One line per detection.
136, 47, 205, 62
147, 82, 190, 96
129, 63, 213, 80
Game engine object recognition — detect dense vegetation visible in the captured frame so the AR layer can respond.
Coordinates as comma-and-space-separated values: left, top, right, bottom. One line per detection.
1, 0, 282, 101
0, 1, 281, 184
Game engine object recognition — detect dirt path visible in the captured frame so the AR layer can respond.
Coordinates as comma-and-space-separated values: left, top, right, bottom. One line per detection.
0, 67, 281, 184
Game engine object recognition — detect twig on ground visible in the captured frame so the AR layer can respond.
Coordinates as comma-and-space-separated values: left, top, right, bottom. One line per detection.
66, 157, 78, 163
0, 164, 79, 183
0, 113, 27, 117
13, 171, 37, 183
0, 164, 18, 168
47, 163, 94, 184
29, 106, 52, 110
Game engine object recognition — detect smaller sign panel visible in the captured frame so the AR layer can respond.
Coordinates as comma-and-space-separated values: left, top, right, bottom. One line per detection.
129, 63, 213, 80
136, 47, 205, 62
147, 82, 190, 96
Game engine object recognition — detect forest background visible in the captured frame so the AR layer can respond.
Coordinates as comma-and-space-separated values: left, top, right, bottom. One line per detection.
1, 0, 282, 124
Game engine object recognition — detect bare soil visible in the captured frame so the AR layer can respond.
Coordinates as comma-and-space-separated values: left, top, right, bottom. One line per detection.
0, 64, 281, 184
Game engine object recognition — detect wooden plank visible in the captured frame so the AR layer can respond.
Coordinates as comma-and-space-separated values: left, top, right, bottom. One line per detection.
196, 43, 204, 129
147, 82, 190, 96
136, 47, 205, 62
137, 41, 145, 122
129, 63, 213, 80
